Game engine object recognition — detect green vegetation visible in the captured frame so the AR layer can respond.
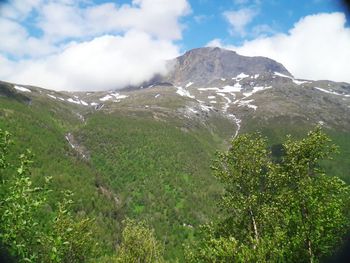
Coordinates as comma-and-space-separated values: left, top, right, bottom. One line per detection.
0, 97, 118, 257
116, 219, 165, 263
0, 94, 231, 259
2, 126, 349, 262
0, 130, 97, 262
242, 117, 350, 183
78, 112, 225, 259
1, 86, 349, 262
186, 127, 350, 262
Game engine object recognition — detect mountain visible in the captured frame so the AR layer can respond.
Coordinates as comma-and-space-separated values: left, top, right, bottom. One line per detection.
1, 47, 349, 260
163, 47, 293, 86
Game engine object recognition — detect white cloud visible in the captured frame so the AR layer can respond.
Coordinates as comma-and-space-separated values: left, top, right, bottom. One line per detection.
223, 8, 258, 36
208, 12, 350, 83
207, 38, 224, 47
0, 0, 190, 91
4, 31, 179, 91
0, 17, 28, 55
36, 0, 191, 43
0, 55, 16, 79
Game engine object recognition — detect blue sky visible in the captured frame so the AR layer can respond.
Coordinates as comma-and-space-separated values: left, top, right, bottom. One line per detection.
182, 0, 348, 50
0, 0, 349, 91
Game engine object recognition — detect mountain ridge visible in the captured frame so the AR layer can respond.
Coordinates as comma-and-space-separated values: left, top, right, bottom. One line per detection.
162, 47, 293, 86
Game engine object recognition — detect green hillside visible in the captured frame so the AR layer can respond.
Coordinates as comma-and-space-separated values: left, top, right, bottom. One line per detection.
0, 89, 235, 259
241, 117, 350, 183
1, 80, 349, 261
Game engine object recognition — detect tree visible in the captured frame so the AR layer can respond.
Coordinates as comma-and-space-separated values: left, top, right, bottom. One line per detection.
40, 191, 97, 263
0, 129, 97, 262
279, 127, 350, 262
0, 131, 46, 262
186, 127, 350, 262
185, 133, 286, 262
116, 218, 164, 263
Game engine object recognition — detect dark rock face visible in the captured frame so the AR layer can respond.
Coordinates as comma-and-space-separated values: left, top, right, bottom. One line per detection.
0, 81, 31, 104
164, 47, 293, 85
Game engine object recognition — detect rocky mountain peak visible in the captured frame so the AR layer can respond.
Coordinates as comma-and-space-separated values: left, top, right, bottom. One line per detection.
164, 47, 293, 86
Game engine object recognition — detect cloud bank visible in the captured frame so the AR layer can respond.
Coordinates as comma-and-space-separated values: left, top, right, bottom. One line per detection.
208, 12, 350, 83
0, 0, 190, 91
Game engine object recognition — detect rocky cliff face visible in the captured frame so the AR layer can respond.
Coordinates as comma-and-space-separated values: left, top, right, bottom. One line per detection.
163, 47, 293, 86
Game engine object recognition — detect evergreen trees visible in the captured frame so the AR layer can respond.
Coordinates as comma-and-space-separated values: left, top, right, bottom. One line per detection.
186, 127, 350, 262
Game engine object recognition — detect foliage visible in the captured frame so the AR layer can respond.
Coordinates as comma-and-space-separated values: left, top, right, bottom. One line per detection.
279, 127, 350, 262
40, 191, 97, 263
242, 118, 350, 184
184, 223, 239, 262
186, 127, 350, 262
1, 92, 350, 261
0, 96, 231, 259
0, 129, 97, 262
0, 132, 46, 262
0, 129, 11, 169
0, 97, 118, 256
79, 112, 226, 259
116, 218, 165, 263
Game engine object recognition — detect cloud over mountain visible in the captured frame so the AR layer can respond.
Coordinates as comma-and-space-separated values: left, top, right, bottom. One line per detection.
208, 12, 350, 83
0, 0, 190, 91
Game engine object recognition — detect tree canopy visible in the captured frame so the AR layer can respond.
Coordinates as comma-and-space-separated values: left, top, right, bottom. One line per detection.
0, 130, 97, 263
186, 127, 350, 262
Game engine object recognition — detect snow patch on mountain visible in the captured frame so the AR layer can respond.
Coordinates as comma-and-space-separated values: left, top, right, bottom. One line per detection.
292, 79, 309, 85
315, 87, 350, 97
238, 99, 257, 110
243, 86, 272, 98
198, 83, 242, 93
217, 92, 233, 112
187, 107, 198, 114
14, 85, 31, 92
274, 72, 291, 79
222, 84, 242, 92
185, 82, 194, 88
196, 99, 213, 112
100, 93, 129, 102
274, 72, 310, 85
176, 86, 195, 98
67, 98, 82, 105
112, 93, 128, 100
47, 94, 57, 100
232, 73, 249, 81
99, 95, 113, 101
228, 114, 241, 138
